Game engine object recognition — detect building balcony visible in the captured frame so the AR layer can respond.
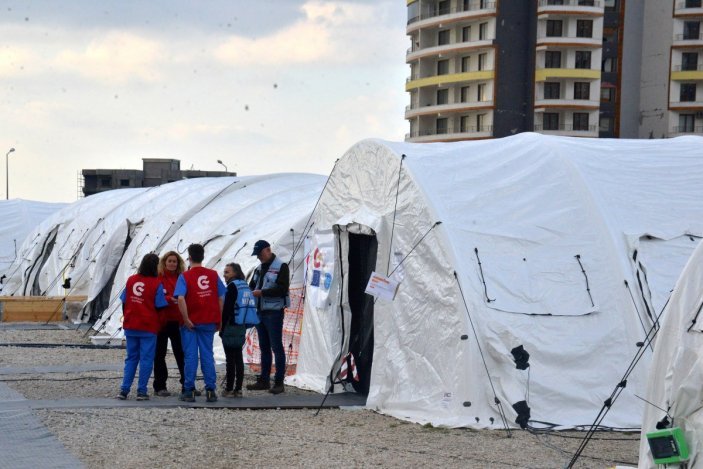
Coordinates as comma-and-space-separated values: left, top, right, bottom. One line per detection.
673, 33, 703, 46
669, 101, 703, 109
671, 125, 703, 134
671, 68, 703, 81
406, 39, 494, 62
534, 124, 598, 136
407, 1, 497, 33
405, 100, 494, 118
405, 126, 493, 142
674, 1, 703, 17
406, 70, 495, 91
536, 35, 602, 48
535, 67, 601, 81
534, 98, 600, 109
537, 0, 603, 15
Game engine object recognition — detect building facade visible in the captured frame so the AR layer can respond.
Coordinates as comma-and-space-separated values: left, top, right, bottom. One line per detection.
405, 0, 703, 141
81, 158, 235, 197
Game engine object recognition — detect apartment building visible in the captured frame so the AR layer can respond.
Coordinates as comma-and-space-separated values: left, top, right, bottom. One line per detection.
405, 0, 703, 141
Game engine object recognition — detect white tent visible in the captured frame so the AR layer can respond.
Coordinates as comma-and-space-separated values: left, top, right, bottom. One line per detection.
639, 240, 703, 467
1, 175, 325, 340
290, 133, 703, 430
0, 199, 67, 284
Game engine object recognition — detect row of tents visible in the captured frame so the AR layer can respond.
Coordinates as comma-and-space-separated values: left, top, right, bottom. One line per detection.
2, 133, 703, 467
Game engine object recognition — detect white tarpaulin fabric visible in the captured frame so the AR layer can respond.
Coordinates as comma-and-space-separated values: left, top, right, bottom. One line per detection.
291, 133, 703, 430
0, 199, 67, 283
639, 241, 703, 467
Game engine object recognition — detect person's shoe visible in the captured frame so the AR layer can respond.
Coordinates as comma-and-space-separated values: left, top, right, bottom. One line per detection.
269, 380, 285, 395
136, 392, 150, 401
154, 389, 171, 397
233, 389, 243, 398
206, 389, 218, 402
116, 391, 128, 400
221, 390, 235, 398
193, 389, 202, 397
179, 390, 195, 402
246, 377, 270, 391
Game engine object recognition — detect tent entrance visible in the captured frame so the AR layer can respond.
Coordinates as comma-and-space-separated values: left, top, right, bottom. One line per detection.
346, 232, 377, 395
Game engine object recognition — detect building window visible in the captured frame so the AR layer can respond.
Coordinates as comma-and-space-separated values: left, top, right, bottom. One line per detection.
679, 114, 695, 132
477, 83, 487, 101
437, 0, 450, 15
602, 57, 615, 72
545, 51, 562, 68
460, 115, 470, 132
684, 21, 700, 40
546, 20, 563, 37
462, 26, 471, 42
478, 53, 488, 71
476, 114, 486, 131
461, 56, 470, 72
100, 177, 112, 187
574, 82, 590, 100
544, 82, 561, 99
578, 0, 596, 5
576, 20, 593, 38
686, 0, 702, 7
120, 179, 130, 187
575, 51, 592, 69
682, 52, 699, 71
436, 117, 448, 134
600, 87, 615, 102
599, 116, 613, 132
681, 83, 697, 102
604, 0, 616, 8
461, 86, 471, 102
437, 59, 449, 75
479, 22, 488, 40
573, 113, 590, 131
547, 0, 564, 4
437, 88, 449, 105
438, 30, 450, 46
543, 113, 559, 130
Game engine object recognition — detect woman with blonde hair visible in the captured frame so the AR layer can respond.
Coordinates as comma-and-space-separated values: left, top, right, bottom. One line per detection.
152, 250, 186, 396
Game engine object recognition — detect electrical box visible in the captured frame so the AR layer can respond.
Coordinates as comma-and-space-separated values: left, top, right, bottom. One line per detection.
646, 427, 689, 465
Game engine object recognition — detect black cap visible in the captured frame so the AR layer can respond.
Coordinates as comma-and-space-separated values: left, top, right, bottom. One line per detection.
252, 240, 271, 256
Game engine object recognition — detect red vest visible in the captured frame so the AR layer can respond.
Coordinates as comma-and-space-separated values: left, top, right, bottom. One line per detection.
183, 267, 221, 325
159, 272, 183, 324
123, 274, 162, 334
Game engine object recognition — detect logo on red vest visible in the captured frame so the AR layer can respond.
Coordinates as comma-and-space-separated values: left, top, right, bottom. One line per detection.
197, 275, 210, 290
133, 282, 145, 297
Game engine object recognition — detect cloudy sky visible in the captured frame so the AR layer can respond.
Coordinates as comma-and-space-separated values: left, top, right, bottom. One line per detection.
0, 0, 409, 202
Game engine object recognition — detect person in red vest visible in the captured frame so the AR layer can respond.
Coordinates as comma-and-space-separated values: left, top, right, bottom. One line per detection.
152, 251, 186, 397
174, 243, 226, 402
116, 253, 168, 400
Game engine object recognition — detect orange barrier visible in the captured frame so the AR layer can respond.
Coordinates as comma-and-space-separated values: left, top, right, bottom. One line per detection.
244, 287, 304, 376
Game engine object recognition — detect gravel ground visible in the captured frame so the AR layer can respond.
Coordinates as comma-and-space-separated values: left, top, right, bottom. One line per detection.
1, 326, 641, 468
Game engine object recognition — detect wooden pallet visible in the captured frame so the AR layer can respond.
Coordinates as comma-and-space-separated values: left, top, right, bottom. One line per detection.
0, 296, 88, 322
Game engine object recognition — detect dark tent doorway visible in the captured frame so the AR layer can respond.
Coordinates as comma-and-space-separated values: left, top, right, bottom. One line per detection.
346, 232, 377, 395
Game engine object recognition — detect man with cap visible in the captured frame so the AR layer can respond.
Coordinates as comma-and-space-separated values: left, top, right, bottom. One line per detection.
247, 240, 290, 394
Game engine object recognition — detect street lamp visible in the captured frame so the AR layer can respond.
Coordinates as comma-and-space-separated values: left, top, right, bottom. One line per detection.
5, 148, 15, 200
216, 159, 228, 173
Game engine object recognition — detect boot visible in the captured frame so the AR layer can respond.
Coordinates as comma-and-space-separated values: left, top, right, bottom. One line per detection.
269, 379, 285, 395
246, 376, 270, 391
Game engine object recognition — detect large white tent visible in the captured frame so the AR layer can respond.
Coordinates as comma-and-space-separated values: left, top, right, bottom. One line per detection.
290, 133, 703, 430
639, 240, 703, 467
0, 199, 67, 284
1, 175, 326, 344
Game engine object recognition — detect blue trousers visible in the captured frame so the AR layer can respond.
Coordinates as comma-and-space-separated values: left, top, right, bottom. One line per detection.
256, 310, 286, 382
180, 323, 217, 392
121, 329, 157, 395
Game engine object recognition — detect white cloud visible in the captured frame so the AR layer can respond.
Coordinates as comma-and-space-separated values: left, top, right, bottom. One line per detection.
214, 1, 402, 67
0, 46, 39, 77
54, 32, 164, 84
